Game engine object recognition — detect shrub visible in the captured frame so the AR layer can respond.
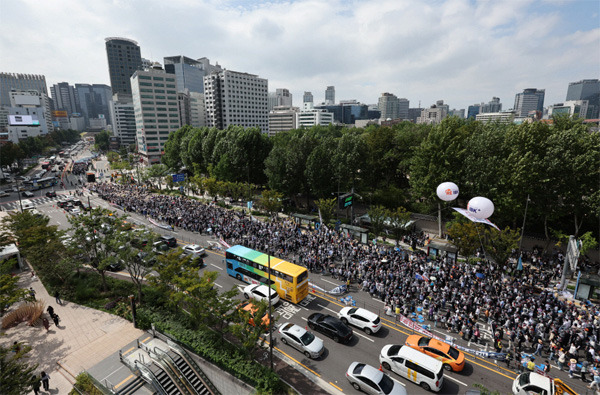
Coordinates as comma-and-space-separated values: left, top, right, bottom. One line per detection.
2, 301, 45, 329
69, 372, 103, 395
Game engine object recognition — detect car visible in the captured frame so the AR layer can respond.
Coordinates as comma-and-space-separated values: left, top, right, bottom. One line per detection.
238, 302, 270, 329
107, 261, 123, 272
182, 244, 205, 257
346, 362, 407, 395
46, 191, 57, 198
405, 335, 465, 372
338, 307, 382, 335
0, 191, 10, 198
307, 313, 353, 343
512, 372, 556, 395
243, 284, 280, 305
22, 191, 34, 197
379, 344, 444, 392
73, 199, 83, 206
69, 207, 81, 216
57, 199, 68, 208
279, 322, 324, 359
159, 235, 178, 248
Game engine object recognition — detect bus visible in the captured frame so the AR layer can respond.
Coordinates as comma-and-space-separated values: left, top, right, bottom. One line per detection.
225, 245, 309, 304
23, 176, 57, 191
41, 161, 50, 170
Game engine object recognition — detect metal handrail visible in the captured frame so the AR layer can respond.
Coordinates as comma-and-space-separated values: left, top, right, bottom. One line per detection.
166, 340, 222, 395
148, 348, 192, 395
153, 347, 195, 395
134, 360, 168, 395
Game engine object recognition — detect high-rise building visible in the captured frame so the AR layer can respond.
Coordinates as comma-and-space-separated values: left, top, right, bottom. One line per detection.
267, 88, 293, 111
407, 108, 423, 123
417, 102, 448, 124
296, 109, 334, 128
131, 63, 181, 164
105, 37, 142, 95
109, 93, 136, 147
177, 91, 191, 127
189, 92, 206, 128
0, 73, 48, 107
546, 101, 589, 119
50, 82, 78, 116
268, 106, 298, 137
203, 70, 268, 132
566, 79, 600, 119
448, 109, 465, 119
481, 97, 502, 113
514, 88, 545, 117
467, 104, 481, 119
476, 111, 516, 123
163, 56, 222, 93
314, 100, 369, 124
303, 91, 314, 110
74, 84, 112, 127
325, 86, 335, 105
5, 90, 52, 143
378, 93, 401, 120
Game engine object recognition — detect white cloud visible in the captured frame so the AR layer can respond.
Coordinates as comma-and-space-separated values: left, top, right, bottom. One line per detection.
0, 0, 598, 110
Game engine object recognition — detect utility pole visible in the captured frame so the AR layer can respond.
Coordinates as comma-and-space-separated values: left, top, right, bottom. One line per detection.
16, 179, 23, 212
265, 245, 274, 371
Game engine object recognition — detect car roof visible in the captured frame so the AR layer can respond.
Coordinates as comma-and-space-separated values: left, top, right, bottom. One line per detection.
353, 363, 383, 381
348, 307, 378, 320
283, 323, 306, 337
385, 344, 444, 370
523, 372, 553, 389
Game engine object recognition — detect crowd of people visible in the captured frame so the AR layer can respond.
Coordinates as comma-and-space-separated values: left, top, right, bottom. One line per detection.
89, 181, 600, 386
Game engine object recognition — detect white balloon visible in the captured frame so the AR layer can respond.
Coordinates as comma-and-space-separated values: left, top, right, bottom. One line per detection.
467, 197, 495, 219
436, 182, 459, 201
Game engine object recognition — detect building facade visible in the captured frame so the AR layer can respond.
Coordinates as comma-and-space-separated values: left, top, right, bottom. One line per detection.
105, 37, 143, 95
546, 101, 589, 119
74, 84, 112, 127
50, 82, 78, 116
189, 91, 206, 128
163, 56, 222, 94
566, 79, 599, 119
109, 93, 136, 147
475, 111, 516, 123
267, 88, 293, 111
417, 102, 448, 124
296, 109, 334, 128
203, 70, 268, 132
131, 64, 181, 164
268, 106, 298, 136
378, 93, 401, 120
0, 73, 48, 107
4, 90, 52, 143
325, 86, 335, 105
514, 88, 545, 117
481, 97, 502, 113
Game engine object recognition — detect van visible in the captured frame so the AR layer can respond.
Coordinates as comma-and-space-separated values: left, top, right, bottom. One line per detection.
21, 199, 34, 211
379, 344, 444, 392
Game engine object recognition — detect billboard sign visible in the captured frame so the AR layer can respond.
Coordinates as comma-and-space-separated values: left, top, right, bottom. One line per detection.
172, 173, 185, 183
8, 115, 40, 126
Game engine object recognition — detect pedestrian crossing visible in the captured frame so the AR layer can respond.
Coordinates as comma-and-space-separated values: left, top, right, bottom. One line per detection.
0, 194, 70, 211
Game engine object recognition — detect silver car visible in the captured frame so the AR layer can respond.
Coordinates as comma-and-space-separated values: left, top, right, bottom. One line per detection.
279, 322, 324, 359
346, 362, 407, 395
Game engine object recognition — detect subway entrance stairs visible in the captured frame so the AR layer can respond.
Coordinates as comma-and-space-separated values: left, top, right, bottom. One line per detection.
117, 336, 220, 395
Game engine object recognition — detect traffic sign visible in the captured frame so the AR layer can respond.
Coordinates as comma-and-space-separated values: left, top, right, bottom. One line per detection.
172, 173, 185, 183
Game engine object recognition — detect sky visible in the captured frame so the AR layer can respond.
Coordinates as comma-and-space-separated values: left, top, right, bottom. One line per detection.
1, 0, 599, 111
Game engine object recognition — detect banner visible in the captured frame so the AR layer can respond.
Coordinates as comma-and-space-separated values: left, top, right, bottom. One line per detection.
148, 217, 173, 230
327, 284, 347, 295
219, 238, 231, 249
452, 207, 500, 231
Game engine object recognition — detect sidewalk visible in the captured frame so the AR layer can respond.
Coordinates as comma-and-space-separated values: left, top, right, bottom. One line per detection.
0, 270, 144, 394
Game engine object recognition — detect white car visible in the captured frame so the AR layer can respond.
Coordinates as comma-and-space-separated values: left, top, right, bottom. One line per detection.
338, 307, 382, 335
512, 372, 555, 395
279, 322, 324, 359
182, 244, 205, 257
346, 362, 407, 395
243, 284, 280, 305
69, 207, 81, 216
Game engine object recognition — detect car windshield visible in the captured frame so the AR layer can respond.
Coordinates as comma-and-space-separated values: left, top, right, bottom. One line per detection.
418, 337, 431, 347
378, 373, 395, 394
448, 346, 460, 359
519, 372, 531, 386
300, 331, 315, 345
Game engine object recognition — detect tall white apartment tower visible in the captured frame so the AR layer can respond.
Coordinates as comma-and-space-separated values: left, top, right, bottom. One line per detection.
203, 70, 268, 132
131, 63, 181, 164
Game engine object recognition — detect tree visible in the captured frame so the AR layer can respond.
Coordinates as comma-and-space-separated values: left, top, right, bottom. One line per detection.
315, 198, 337, 226
0, 343, 39, 394
94, 130, 111, 152
162, 125, 193, 171
305, 138, 337, 198
145, 164, 169, 189
367, 205, 388, 240
230, 299, 272, 358
445, 214, 480, 258
106, 151, 120, 163
332, 131, 367, 193
388, 207, 412, 246
118, 228, 158, 304
484, 226, 520, 265
258, 190, 283, 219
0, 142, 24, 169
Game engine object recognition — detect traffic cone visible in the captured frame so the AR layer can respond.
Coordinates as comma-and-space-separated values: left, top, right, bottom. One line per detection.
379, 364, 383, 371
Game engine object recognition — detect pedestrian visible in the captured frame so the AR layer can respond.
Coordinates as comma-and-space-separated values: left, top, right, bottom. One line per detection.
47, 306, 54, 317
29, 287, 36, 300
40, 371, 50, 391
581, 361, 589, 383
31, 374, 41, 395
42, 317, 50, 331
505, 349, 512, 368
569, 358, 578, 378
590, 368, 600, 390
558, 349, 566, 370
54, 290, 62, 305
11, 341, 21, 354
533, 338, 543, 357
52, 314, 60, 327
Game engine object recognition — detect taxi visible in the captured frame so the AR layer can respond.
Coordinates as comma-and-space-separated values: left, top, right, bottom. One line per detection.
405, 335, 465, 372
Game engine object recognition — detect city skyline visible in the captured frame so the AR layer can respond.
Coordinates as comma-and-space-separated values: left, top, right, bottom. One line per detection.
1, 0, 598, 111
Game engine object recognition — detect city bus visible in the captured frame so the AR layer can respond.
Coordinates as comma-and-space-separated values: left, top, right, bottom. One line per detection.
225, 245, 309, 304
41, 161, 50, 170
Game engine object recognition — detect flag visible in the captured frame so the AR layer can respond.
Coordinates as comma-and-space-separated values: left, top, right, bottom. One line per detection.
517, 256, 523, 271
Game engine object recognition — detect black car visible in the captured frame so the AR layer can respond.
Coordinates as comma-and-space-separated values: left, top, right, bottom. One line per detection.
159, 235, 177, 248
73, 199, 83, 206
46, 191, 57, 198
307, 313, 353, 343
57, 199, 68, 208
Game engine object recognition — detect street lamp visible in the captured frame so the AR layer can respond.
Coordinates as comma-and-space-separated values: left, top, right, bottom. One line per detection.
265, 244, 274, 371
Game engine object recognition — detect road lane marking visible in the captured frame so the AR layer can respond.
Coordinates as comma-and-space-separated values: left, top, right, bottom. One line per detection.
320, 278, 338, 286
210, 263, 223, 271
273, 345, 321, 377
213, 283, 222, 288
445, 375, 468, 386
329, 382, 343, 391
317, 304, 338, 314
354, 332, 374, 342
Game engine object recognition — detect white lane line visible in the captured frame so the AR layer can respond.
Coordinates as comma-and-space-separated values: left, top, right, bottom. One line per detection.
301, 317, 307, 321
391, 377, 405, 387
445, 375, 467, 386
372, 298, 385, 304
354, 331, 375, 343
320, 279, 338, 286
210, 263, 223, 271
213, 283, 222, 288
318, 304, 338, 314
